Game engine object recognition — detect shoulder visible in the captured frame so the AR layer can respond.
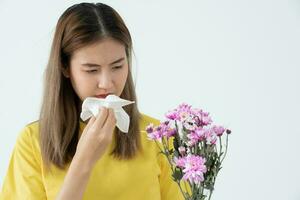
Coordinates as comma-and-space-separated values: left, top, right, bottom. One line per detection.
25, 120, 39, 133
18, 120, 40, 142
14, 120, 41, 159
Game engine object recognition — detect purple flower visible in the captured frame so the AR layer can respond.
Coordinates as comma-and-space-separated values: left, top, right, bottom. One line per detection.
165, 110, 179, 120
146, 123, 154, 133
146, 123, 163, 141
191, 109, 213, 127
145, 103, 232, 198
165, 128, 176, 138
177, 103, 192, 112
178, 146, 186, 156
186, 127, 205, 146
147, 130, 163, 141
204, 128, 217, 145
194, 127, 206, 141
186, 131, 199, 146
174, 155, 207, 185
174, 156, 186, 168
177, 104, 192, 122
183, 115, 198, 131
146, 121, 177, 141
165, 103, 193, 122
212, 125, 225, 136
163, 120, 170, 126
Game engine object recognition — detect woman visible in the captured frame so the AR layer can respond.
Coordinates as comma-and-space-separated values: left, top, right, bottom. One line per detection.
0, 2, 186, 200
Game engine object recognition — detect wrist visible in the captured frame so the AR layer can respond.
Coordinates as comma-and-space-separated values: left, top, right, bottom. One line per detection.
72, 154, 94, 175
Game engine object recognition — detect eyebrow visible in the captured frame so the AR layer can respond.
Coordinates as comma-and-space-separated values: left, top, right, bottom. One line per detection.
81, 57, 125, 67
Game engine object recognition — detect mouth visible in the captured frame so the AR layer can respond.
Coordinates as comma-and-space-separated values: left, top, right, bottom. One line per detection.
94, 93, 112, 99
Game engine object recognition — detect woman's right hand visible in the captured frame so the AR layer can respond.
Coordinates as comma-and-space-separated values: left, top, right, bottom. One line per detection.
56, 107, 116, 200
74, 107, 116, 170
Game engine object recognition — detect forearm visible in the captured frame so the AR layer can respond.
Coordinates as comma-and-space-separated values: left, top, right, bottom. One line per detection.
56, 156, 93, 200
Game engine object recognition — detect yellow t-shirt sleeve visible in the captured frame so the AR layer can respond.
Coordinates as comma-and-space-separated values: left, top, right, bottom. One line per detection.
0, 126, 46, 200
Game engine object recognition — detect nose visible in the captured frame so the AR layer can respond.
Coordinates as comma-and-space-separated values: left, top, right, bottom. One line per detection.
97, 71, 114, 89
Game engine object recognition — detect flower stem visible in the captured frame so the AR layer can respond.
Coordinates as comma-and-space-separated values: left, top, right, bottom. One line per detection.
161, 137, 190, 199
220, 133, 229, 163
208, 189, 213, 200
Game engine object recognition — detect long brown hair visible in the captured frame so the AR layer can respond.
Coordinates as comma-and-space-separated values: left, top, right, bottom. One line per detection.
39, 3, 142, 170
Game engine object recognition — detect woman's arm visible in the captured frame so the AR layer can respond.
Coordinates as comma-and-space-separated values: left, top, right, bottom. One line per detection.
55, 155, 93, 200
56, 107, 116, 200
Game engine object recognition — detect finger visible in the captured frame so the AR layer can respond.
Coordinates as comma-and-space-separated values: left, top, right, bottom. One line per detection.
100, 109, 116, 142
83, 116, 96, 132
102, 108, 116, 133
93, 107, 109, 130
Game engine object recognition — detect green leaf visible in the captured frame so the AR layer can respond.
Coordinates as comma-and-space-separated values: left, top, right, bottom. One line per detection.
172, 167, 183, 181
173, 136, 179, 150
173, 150, 179, 158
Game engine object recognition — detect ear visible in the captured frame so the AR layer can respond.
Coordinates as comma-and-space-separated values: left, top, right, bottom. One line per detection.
62, 68, 70, 78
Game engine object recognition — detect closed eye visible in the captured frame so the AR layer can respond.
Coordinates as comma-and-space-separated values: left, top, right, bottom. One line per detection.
86, 69, 97, 73
86, 65, 123, 73
113, 65, 123, 69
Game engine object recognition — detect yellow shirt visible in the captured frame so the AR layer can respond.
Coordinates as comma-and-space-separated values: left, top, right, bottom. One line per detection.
0, 113, 188, 200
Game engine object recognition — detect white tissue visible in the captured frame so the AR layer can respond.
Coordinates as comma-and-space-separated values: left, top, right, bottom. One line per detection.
80, 94, 135, 133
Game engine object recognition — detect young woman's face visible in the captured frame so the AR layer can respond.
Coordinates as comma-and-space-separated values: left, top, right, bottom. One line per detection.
67, 38, 129, 103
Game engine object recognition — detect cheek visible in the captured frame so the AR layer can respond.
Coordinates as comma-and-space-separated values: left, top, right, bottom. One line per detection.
71, 72, 83, 87
71, 71, 95, 94
117, 69, 128, 86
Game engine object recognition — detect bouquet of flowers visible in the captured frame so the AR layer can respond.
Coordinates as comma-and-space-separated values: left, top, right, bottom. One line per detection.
146, 103, 231, 200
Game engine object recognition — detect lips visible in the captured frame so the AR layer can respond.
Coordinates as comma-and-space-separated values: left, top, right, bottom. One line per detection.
94, 93, 112, 98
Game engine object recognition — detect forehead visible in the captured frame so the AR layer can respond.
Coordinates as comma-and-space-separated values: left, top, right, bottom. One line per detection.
71, 38, 126, 64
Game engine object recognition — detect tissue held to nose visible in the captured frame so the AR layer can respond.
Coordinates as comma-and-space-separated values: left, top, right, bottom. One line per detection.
80, 94, 135, 133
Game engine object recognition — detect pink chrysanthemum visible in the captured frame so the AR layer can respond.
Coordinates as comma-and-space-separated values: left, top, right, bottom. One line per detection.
212, 125, 225, 136
146, 121, 176, 141
174, 155, 207, 185
191, 109, 213, 127
165, 103, 213, 128
186, 127, 205, 146
204, 128, 217, 145
165, 110, 180, 120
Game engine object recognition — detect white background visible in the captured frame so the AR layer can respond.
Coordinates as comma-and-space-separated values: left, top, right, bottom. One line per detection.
0, 0, 299, 199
